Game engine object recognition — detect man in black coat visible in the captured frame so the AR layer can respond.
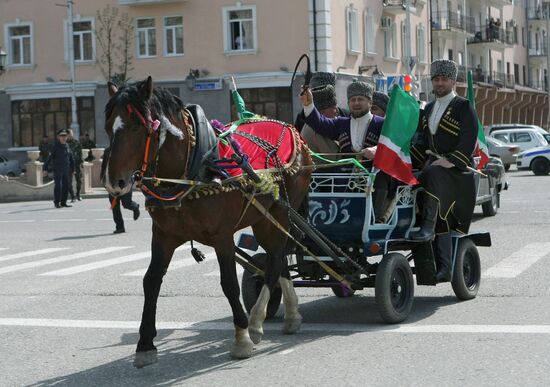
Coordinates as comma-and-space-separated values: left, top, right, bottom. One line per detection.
410, 59, 478, 282
43, 129, 75, 208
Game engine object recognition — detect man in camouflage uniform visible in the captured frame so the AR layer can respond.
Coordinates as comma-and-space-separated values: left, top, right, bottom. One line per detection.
81, 132, 96, 162
67, 129, 83, 201
38, 135, 52, 163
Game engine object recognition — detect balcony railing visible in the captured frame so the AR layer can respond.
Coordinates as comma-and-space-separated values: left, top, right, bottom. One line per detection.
528, 46, 548, 56
467, 24, 514, 45
527, 5, 550, 20
455, 66, 516, 88
529, 79, 548, 90
432, 11, 475, 34
383, 0, 417, 6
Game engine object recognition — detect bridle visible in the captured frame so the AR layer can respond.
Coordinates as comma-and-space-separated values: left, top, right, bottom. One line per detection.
126, 104, 161, 187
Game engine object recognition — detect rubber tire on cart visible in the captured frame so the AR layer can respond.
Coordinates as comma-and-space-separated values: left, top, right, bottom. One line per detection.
375, 253, 414, 324
451, 238, 481, 300
241, 253, 282, 319
331, 283, 356, 298
481, 189, 498, 216
531, 157, 550, 176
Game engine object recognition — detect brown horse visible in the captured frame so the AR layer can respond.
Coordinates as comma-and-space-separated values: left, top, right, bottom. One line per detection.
102, 76, 312, 368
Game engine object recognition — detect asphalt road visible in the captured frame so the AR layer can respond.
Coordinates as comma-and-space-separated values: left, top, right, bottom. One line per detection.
1, 168, 550, 386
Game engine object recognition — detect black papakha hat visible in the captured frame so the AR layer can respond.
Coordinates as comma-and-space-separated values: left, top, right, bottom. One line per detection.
372, 91, 390, 113
57, 129, 70, 136
346, 80, 373, 100
312, 84, 337, 111
310, 72, 336, 89
431, 59, 458, 80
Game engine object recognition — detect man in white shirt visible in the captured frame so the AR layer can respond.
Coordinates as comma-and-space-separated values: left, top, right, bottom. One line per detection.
410, 59, 479, 282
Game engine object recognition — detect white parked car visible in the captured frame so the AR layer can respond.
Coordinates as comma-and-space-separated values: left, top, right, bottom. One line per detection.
0, 155, 22, 177
490, 127, 549, 152
516, 146, 550, 175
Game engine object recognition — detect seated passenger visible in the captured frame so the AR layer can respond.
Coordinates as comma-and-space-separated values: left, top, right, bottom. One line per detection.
300, 84, 341, 161
298, 80, 392, 222
371, 91, 390, 118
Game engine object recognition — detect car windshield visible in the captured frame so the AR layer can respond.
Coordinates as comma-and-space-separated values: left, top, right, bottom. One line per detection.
543, 133, 550, 144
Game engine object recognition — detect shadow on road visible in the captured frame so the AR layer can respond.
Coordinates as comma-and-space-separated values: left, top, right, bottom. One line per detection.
50, 233, 115, 241
27, 294, 454, 386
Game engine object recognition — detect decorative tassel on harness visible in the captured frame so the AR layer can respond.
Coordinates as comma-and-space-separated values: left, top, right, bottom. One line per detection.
190, 240, 205, 263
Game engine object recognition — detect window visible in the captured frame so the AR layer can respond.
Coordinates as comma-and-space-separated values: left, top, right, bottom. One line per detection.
513, 133, 532, 142
401, 22, 406, 58
11, 97, 95, 147
384, 24, 396, 58
137, 18, 157, 57
416, 24, 425, 63
230, 87, 292, 124
73, 20, 94, 61
7, 23, 32, 66
224, 6, 256, 52
364, 9, 375, 54
164, 16, 183, 56
493, 133, 509, 143
346, 6, 359, 53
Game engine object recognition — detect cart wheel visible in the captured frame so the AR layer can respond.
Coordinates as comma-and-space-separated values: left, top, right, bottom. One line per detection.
331, 284, 356, 298
375, 253, 414, 324
241, 253, 282, 319
451, 239, 481, 300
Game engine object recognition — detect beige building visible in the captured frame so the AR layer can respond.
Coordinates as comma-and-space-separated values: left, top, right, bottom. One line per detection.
6, 0, 550, 163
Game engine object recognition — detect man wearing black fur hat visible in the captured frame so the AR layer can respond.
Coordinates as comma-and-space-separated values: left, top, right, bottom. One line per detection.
409, 59, 478, 283
299, 80, 392, 222
371, 91, 390, 117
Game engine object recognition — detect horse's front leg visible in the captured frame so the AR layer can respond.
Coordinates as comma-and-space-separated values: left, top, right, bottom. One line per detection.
214, 237, 254, 359
134, 225, 180, 368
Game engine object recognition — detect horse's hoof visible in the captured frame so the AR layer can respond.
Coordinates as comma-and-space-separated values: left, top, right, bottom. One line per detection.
230, 337, 254, 359
133, 349, 158, 368
283, 317, 302, 334
248, 326, 264, 344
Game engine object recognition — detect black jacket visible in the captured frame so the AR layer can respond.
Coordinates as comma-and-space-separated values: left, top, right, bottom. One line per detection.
44, 141, 75, 173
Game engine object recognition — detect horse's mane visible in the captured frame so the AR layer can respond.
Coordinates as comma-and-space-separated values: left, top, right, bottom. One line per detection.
105, 80, 185, 121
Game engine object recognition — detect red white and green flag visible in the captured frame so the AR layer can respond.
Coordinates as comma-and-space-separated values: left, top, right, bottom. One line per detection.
467, 70, 490, 169
373, 85, 420, 185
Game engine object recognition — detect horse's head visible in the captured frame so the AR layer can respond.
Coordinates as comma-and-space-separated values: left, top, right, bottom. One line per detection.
102, 76, 160, 196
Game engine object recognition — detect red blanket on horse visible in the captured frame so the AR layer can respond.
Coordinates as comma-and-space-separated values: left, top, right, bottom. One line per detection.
218, 120, 298, 177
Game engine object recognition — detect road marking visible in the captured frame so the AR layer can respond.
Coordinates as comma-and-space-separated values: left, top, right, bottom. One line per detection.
0, 248, 8, 251
43, 219, 87, 222
39, 252, 151, 276
0, 246, 133, 275
121, 250, 214, 277
1, 318, 550, 334
204, 264, 243, 277
0, 248, 70, 263
483, 242, 550, 278
0, 220, 36, 223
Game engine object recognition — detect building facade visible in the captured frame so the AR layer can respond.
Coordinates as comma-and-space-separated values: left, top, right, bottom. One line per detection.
2, 0, 549, 166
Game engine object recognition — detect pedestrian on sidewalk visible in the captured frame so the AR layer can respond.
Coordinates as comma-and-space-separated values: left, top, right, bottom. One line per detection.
109, 191, 140, 234
43, 129, 74, 208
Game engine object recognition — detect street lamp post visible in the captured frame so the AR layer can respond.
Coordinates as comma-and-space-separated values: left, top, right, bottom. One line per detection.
66, 0, 79, 138
546, 3, 550, 130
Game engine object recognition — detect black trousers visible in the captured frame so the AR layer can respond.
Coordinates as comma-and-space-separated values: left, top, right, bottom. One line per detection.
434, 232, 452, 273
109, 191, 139, 230
53, 170, 70, 205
